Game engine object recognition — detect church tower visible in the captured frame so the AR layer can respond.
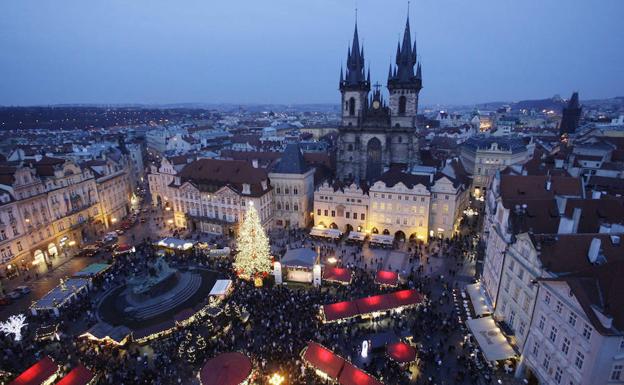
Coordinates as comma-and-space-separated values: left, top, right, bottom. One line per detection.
387, 15, 422, 129
340, 23, 370, 127
336, 12, 422, 183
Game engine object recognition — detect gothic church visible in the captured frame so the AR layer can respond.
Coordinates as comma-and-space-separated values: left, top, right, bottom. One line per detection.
336, 14, 423, 182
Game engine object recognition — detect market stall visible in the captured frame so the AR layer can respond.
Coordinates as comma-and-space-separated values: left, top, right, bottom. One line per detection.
346, 231, 367, 243
322, 267, 353, 285
9, 356, 59, 385
369, 234, 394, 248
465, 282, 491, 317
280, 248, 318, 283
72, 263, 111, 279
155, 237, 196, 251
209, 279, 233, 297
302, 342, 384, 385
55, 364, 95, 385
386, 341, 417, 363
466, 317, 516, 361
30, 278, 91, 317
310, 227, 341, 239
374, 270, 399, 287
322, 289, 424, 322
198, 352, 253, 385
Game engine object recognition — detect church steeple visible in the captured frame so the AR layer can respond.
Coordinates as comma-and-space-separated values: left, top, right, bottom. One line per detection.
342, 22, 369, 89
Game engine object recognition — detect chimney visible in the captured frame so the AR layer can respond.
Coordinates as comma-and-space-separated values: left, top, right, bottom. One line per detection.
571, 207, 582, 234
587, 238, 602, 264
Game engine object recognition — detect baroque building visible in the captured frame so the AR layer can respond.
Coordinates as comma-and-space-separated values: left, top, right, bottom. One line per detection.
336, 16, 422, 183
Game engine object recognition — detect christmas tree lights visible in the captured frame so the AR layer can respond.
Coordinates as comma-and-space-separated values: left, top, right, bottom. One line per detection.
234, 202, 272, 281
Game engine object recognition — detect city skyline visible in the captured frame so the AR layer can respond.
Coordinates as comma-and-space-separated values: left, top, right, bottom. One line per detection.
1, 0, 623, 106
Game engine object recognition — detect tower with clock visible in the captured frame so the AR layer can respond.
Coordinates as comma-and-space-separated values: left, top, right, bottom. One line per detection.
336, 13, 423, 183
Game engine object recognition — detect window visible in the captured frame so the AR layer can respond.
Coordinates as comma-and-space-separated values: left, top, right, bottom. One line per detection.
17, 241, 22, 252
554, 367, 563, 384
398, 96, 407, 114
532, 341, 540, 356
509, 310, 516, 327
324, 210, 328, 216
293, 188, 298, 195
346, 212, 350, 219
277, 203, 282, 210
556, 301, 563, 314
620, 338, 624, 351
562, 337, 570, 355
538, 315, 546, 331
549, 326, 558, 343
317, 209, 321, 216
575, 351, 584, 370
331, 210, 335, 217
361, 213, 365, 220
542, 354, 550, 370
568, 312, 577, 327
519, 321, 526, 336
611, 364, 623, 381
544, 291, 551, 304
582, 324, 592, 340
508, 260, 515, 272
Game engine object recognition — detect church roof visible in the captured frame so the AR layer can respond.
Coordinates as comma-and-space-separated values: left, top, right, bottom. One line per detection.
272, 143, 310, 174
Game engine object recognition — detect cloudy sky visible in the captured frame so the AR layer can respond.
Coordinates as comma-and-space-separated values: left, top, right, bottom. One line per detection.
1, 0, 622, 106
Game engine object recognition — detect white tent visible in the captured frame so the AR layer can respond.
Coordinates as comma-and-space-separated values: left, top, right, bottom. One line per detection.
370, 234, 394, 245
466, 282, 491, 317
310, 227, 341, 239
347, 231, 367, 241
466, 316, 516, 361
209, 280, 233, 296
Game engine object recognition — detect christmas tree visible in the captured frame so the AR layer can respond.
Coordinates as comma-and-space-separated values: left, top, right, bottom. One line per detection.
234, 202, 272, 280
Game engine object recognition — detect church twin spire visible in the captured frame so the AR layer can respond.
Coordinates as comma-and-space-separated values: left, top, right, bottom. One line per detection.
340, 9, 422, 91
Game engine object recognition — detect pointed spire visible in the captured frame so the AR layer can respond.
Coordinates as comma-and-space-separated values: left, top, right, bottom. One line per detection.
388, 63, 393, 80
367, 67, 371, 83
401, 13, 412, 57
395, 41, 401, 64
416, 62, 422, 80
340, 66, 344, 84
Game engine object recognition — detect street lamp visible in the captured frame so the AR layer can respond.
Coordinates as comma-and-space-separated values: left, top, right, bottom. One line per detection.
269, 373, 285, 385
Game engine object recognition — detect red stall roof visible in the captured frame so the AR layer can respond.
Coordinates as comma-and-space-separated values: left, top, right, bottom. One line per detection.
302, 342, 346, 380
386, 342, 417, 363
387, 289, 424, 308
199, 352, 252, 385
56, 364, 94, 385
339, 362, 384, 385
9, 356, 58, 385
375, 270, 399, 286
323, 300, 359, 322
321, 289, 423, 322
354, 294, 392, 314
323, 267, 353, 284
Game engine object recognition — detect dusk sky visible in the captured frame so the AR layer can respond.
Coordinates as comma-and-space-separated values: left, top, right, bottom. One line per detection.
1, 0, 623, 106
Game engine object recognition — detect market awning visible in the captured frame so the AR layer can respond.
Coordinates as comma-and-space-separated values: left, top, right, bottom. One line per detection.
310, 227, 341, 239
375, 270, 399, 286
386, 342, 417, 363
9, 356, 58, 385
466, 282, 491, 317
31, 278, 90, 311
355, 294, 392, 314
55, 364, 94, 385
338, 362, 384, 385
322, 300, 359, 322
347, 231, 367, 241
155, 237, 196, 251
323, 267, 353, 284
73, 263, 111, 278
370, 234, 393, 245
209, 279, 233, 296
466, 317, 516, 361
302, 342, 346, 380
387, 289, 424, 308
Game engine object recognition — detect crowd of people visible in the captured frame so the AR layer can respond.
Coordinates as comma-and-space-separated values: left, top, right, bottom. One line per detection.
0, 202, 516, 385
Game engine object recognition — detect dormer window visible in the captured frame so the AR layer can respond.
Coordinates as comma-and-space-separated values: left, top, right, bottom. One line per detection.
242, 184, 251, 195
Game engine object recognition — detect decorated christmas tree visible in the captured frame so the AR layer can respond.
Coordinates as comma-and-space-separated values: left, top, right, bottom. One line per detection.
234, 202, 272, 281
